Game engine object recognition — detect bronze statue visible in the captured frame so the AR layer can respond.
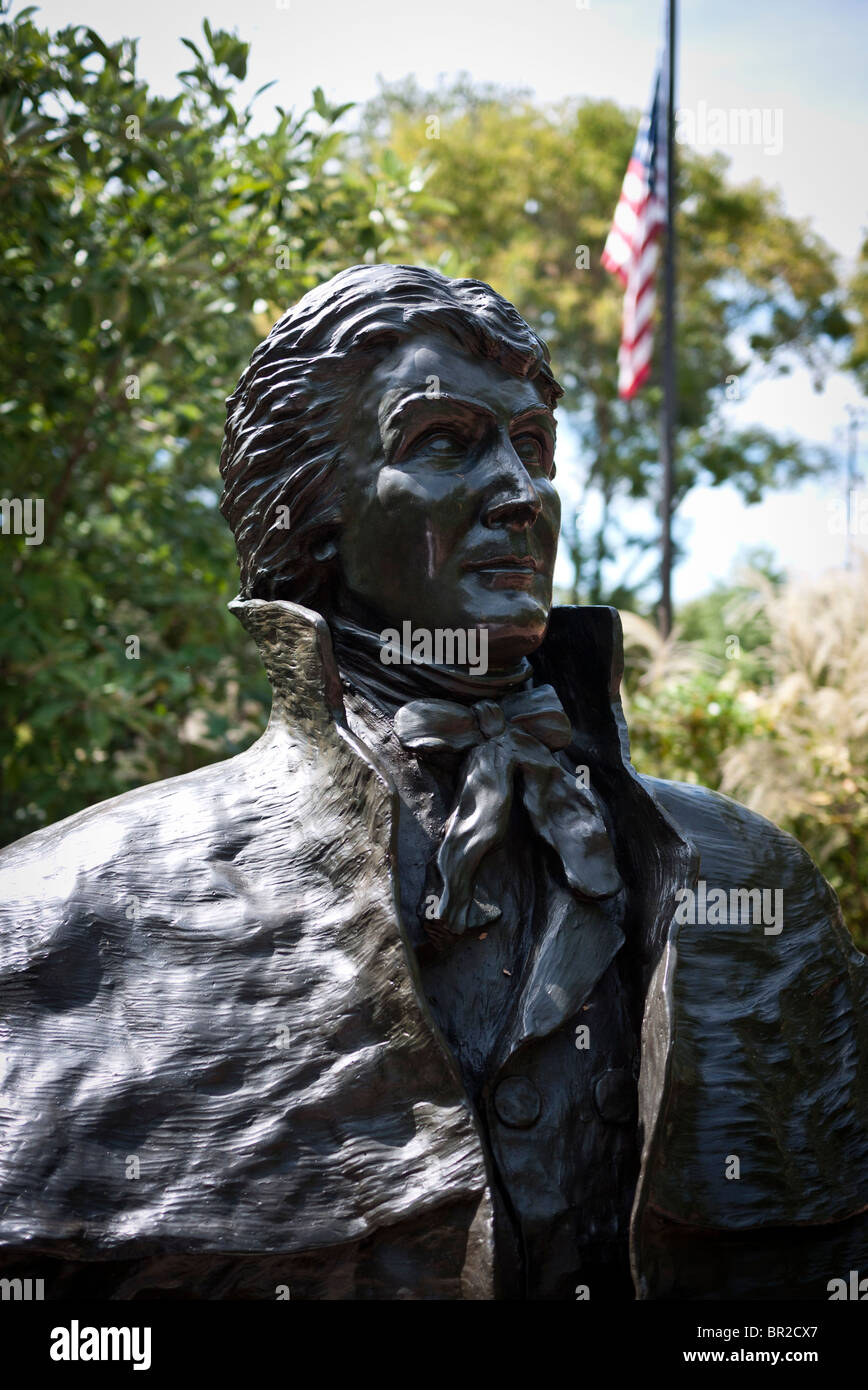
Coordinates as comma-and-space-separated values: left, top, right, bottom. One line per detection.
1, 265, 866, 1300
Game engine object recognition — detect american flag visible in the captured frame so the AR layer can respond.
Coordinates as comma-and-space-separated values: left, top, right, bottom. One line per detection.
601, 66, 669, 399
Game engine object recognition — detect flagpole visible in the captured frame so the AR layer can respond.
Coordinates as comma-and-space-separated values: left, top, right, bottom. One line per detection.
659, 0, 677, 637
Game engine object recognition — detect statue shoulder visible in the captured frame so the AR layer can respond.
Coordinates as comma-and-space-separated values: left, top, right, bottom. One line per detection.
3, 749, 232, 858
640, 773, 862, 962
642, 773, 804, 862
636, 777, 868, 1237
0, 730, 293, 912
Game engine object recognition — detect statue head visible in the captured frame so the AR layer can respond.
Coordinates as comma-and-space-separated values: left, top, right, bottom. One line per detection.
220, 263, 563, 666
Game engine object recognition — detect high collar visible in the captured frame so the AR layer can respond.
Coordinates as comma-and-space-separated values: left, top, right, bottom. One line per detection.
229, 596, 347, 732
329, 614, 534, 714
229, 595, 628, 753
229, 594, 699, 973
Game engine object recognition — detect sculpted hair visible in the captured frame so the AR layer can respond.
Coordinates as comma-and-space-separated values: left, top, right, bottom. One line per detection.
219, 262, 563, 605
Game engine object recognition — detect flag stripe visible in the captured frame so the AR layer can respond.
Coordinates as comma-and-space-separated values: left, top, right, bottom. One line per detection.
602, 66, 668, 399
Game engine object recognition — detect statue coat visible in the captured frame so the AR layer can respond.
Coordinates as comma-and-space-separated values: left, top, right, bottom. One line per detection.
0, 600, 866, 1299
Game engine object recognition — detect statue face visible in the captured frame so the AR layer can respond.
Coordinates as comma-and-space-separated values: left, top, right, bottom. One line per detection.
334, 330, 560, 667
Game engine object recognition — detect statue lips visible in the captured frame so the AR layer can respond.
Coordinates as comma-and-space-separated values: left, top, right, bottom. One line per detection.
462, 553, 544, 590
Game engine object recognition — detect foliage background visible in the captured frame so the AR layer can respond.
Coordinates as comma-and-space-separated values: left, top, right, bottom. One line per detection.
620, 559, 868, 948
2, 8, 866, 946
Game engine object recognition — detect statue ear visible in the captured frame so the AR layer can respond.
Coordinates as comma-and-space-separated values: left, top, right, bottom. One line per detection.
264, 515, 342, 605
307, 512, 343, 566
311, 537, 338, 563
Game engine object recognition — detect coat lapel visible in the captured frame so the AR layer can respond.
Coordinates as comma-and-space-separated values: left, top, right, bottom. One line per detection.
529, 606, 700, 1290
494, 878, 625, 1064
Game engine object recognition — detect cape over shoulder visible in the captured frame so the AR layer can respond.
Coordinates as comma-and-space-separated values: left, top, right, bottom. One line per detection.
0, 600, 492, 1266
633, 773, 868, 1233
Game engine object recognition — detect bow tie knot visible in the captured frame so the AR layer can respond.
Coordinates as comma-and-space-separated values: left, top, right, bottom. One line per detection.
394, 684, 622, 937
475, 700, 507, 739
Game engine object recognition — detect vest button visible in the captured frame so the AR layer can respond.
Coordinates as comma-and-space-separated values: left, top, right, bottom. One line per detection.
493, 1076, 541, 1129
593, 1068, 638, 1125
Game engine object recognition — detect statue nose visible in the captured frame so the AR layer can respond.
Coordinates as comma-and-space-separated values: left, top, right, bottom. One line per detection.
481, 447, 542, 530
483, 496, 541, 530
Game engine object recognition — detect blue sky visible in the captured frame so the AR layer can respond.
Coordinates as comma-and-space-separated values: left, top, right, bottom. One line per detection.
34, 0, 868, 600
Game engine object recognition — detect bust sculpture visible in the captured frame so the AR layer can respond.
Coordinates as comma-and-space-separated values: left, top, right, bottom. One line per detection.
1, 264, 867, 1300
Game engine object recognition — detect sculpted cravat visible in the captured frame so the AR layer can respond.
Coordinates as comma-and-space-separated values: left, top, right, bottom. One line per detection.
394, 684, 623, 936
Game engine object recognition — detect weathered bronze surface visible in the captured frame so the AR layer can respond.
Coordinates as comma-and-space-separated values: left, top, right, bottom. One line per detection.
1, 265, 866, 1299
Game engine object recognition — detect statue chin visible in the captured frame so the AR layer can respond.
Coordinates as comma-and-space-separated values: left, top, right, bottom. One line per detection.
329, 589, 552, 669
484, 621, 549, 668
465, 595, 554, 669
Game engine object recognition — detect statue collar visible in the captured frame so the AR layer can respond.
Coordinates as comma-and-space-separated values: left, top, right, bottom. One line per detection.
328, 613, 533, 713
228, 594, 627, 757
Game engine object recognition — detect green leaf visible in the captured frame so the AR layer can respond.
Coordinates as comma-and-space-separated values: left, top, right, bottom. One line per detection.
69, 294, 93, 338
381, 147, 402, 180
179, 37, 204, 63
127, 283, 150, 331
224, 43, 248, 81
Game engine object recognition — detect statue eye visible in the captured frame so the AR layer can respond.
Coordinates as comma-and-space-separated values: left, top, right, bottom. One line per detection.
414, 428, 463, 454
512, 432, 552, 474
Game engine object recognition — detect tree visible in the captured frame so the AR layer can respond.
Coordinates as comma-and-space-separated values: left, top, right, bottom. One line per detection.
0, 6, 440, 842
718, 561, 868, 948
357, 77, 847, 604
845, 231, 868, 392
